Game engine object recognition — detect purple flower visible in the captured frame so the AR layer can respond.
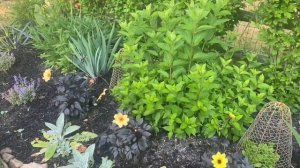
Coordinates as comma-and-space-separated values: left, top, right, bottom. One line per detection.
1, 75, 40, 106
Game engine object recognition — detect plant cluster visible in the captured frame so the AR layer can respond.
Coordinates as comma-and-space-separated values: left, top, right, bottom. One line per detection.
11, 0, 44, 26
0, 52, 15, 72
255, 0, 300, 113
242, 140, 280, 168
68, 23, 121, 79
53, 73, 92, 117
2, 75, 40, 106
0, 23, 32, 53
31, 113, 98, 162
112, 0, 272, 140
30, 0, 115, 73
99, 110, 152, 161
205, 55, 273, 140
103, 0, 243, 28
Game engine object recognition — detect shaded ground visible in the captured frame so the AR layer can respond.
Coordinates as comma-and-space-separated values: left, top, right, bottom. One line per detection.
0, 46, 115, 167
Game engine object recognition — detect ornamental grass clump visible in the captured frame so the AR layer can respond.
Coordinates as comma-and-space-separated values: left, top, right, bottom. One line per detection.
0, 52, 15, 72
2, 75, 40, 106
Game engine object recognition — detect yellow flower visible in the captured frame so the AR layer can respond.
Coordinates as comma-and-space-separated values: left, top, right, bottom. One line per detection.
42, 69, 52, 82
212, 152, 228, 168
113, 113, 129, 128
229, 112, 236, 120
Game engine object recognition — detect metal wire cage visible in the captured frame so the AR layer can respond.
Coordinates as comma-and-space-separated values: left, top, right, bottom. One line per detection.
237, 102, 293, 168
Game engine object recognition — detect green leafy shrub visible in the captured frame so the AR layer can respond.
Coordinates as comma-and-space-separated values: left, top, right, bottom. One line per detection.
104, 0, 243, 29
205, 54, 273, 141
242, 140, 280, 168
68, 23, 121, 79
104, 0, 163, 21
31, 113, 97, 162
11, 0, 44, 26
0, 52, 15, 72
112, 1, 272, 140
256, 0, 300, 113
74, 0, 106, 17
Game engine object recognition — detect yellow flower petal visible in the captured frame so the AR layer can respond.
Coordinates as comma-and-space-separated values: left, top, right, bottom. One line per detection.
113, 113, 129, 128
42, 69, 52, 82
212, 152, 228, 168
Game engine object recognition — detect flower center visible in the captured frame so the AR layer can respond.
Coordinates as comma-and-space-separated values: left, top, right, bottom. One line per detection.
217, 159, 222, 164
119, 117, 124, 122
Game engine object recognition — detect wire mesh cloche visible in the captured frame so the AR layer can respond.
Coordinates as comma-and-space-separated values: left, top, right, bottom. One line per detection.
237, 102, 293, 168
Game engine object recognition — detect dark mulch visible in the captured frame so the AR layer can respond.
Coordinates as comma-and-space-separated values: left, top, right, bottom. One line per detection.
0, 46, 59, 163
0, 46, 299, 168
0, 46, 115, 166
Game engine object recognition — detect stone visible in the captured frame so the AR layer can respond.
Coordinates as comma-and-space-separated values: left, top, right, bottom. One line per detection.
0, 157, 9, 168
0, 148, 12, 155
9, 159, 23, 168
1, 153, 14, 162
20, 162, 48, 168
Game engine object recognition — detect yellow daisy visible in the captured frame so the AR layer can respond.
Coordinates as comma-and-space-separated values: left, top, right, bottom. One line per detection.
212, 152, 228, 168
42, 69, 52, 82
113, 113, 129, 128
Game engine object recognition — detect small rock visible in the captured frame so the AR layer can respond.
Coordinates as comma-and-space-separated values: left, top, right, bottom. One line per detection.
21, 162, 48, 168
38, 96, 45, 99
0, 148, 12, 155
2, 153, 14, 162
0, 157, 9, 168
9, 159, 23, 168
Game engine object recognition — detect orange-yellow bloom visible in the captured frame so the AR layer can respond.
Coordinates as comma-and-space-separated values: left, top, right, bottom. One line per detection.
212, 152, 228, 168
42, 69, 52, 82
113, 113, 129, 128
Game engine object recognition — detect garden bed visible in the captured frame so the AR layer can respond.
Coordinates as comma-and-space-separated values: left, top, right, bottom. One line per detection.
0, 46, 300, 168
0, 0, 300, 167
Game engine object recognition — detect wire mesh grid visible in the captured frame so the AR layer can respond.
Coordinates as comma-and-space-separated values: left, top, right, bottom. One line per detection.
232, 0, 271, 55
109, 49, 124, 90
237, 102, 293, 168
233, 21, 270, 54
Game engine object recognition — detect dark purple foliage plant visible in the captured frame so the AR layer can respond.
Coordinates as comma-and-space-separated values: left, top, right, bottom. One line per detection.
2, 75, 40, 106
98, 110, 152, 162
